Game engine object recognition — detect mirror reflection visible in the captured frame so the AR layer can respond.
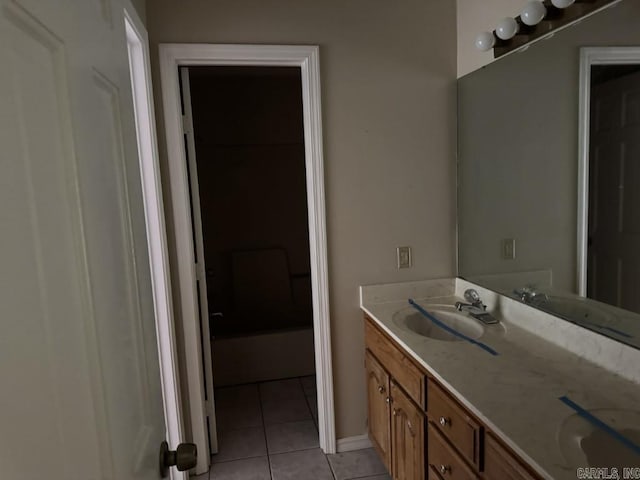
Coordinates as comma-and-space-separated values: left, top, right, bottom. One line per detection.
457, 0, 640, 348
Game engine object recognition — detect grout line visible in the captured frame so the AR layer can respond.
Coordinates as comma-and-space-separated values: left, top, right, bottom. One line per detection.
210, 453, 267, 465
323, 447, 337, 480
257, 382, 274, 480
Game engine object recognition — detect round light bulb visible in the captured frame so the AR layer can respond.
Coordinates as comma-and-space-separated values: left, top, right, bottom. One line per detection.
495, 17, 520, 40
475, 31, 496, 52
551, 0, 575, 7
521, 0, 547, 26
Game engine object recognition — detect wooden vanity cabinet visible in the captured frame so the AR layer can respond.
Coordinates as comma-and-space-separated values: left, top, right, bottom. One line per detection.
365, 317, 426, 480
364, 315, 542, 480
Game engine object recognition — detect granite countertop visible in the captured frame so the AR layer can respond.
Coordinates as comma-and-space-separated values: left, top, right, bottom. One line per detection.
360, 279, 640, 480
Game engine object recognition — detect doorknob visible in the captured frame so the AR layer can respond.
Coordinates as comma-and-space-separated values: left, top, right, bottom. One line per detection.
159, 441, 197, 477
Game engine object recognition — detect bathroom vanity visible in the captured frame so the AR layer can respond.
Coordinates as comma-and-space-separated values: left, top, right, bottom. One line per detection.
360, 278, 640, 480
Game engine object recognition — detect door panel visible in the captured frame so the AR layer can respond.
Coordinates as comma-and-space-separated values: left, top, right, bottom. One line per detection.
589, 70, 640, 314
0, 1, 167, 478
391, 381, 425, 480
365, 350, 391, 470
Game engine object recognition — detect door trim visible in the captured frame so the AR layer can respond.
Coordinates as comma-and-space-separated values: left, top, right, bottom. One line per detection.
158, 44, 336, 455
577, 46, 640, 296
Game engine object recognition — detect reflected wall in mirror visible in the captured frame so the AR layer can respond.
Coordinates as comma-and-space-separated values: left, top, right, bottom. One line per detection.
458, 0, 640, 348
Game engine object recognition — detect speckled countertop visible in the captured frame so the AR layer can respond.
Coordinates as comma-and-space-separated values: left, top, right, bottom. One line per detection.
360, 278, 640, 480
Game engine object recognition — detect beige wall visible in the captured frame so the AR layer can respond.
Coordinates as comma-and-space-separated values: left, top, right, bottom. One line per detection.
457, 0, 529, 78
148, 0, 457, 439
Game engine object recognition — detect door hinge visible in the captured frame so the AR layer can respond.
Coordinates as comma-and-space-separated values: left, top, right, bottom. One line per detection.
194, 262, 204, 282
182, 114, 191, 135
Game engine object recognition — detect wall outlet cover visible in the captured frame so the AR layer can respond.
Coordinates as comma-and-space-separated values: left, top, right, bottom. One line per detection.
397, 246, 412, 269
501, 238, 516, 260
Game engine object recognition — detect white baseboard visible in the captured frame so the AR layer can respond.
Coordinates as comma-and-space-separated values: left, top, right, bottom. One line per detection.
336, 434, 372, 453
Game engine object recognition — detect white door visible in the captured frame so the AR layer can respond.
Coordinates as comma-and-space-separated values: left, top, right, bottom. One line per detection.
179, 66, 218, 464
0, 1, 171, 479
588, 70, 640, 313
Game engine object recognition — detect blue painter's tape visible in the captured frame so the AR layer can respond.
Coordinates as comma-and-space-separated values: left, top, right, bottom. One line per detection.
558, 396, 640, 456
408, 299, 499, 356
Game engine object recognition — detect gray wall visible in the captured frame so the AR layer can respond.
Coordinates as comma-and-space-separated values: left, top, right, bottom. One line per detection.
147, 0, 457, 439
458, 0, 640, 292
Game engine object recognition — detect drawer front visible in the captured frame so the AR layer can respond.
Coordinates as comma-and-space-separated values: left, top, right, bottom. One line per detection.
365, 317, 425, 409
427, 381, 481, 468
484, 432, 540, 480
428, 424, 479, 480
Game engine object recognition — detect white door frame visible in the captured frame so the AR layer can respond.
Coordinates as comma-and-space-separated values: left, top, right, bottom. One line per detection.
577, 46, 640, 296
158, 44, 336, 454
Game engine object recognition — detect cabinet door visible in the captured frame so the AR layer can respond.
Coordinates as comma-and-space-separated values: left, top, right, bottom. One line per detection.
391, 380, 426, 480
484, 432, 540, 480
365, 350, 391, 470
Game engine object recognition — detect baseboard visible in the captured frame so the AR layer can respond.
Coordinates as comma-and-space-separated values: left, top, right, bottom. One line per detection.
336, 434, 372, 453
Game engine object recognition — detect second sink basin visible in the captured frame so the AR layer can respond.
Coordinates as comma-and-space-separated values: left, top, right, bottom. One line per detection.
393, 305, 485, 342
558, 408, 640, 467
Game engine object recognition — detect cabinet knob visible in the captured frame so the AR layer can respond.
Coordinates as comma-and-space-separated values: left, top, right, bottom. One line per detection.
385, 396, 391, 404
378, 385, 385, 394
440, 464, 451, 475
392, 408, 397, 417
439, 416, 450, 427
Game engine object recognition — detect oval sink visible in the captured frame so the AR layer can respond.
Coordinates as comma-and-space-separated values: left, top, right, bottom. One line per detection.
393, 306, 484, 342
558, 409, 640, 467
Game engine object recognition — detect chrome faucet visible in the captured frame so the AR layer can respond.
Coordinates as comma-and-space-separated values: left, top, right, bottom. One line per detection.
455, 289, 498, 325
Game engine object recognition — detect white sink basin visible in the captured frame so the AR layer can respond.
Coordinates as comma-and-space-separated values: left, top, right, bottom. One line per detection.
393, 305, 484, 342
558, 408, 640, 466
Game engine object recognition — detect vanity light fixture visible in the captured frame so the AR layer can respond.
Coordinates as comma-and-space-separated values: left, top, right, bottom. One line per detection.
495, 17, 520, 41
474, 0, 622, 58
521, 0, 547, 26
551, 0, 576, 7
475, 32, 496, 51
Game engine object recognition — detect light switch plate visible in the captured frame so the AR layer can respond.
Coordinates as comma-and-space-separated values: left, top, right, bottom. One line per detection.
501, 238, 516, 260
397, 246, 412, 269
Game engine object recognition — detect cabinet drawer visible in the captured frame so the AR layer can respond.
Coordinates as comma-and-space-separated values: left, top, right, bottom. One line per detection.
484, 432, 540, 480
428, 424, 479, 480
428, 381, 481, 468
365, 317, 425, 409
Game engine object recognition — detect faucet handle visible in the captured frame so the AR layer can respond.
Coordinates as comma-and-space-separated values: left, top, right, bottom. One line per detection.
464, 289, 485, 309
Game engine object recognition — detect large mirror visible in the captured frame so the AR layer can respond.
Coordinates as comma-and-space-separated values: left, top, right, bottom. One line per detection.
458, 0, 640, 348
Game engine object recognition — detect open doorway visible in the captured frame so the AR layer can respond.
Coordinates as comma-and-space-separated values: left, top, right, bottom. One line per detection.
578, 47, 640, 315
181, 64, 318, 462
159, 45, 335, 476
185, 65, 316, 383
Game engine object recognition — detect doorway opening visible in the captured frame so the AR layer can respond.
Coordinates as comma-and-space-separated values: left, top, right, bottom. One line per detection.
159, 44, 335, 476
577, 47, 640, 317
182, 63, 318, 462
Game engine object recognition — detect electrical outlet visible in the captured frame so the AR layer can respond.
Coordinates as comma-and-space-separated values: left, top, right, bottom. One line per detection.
397, 246, 412, 269
501, 238, 516, 260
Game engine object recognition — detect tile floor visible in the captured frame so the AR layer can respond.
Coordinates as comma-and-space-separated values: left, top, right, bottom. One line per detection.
193, 376, 390, 480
